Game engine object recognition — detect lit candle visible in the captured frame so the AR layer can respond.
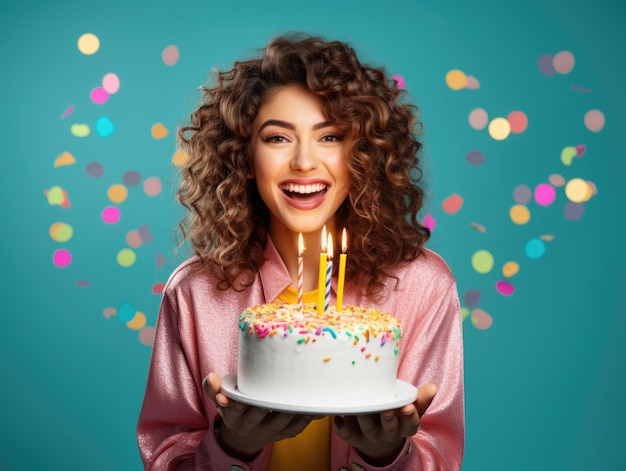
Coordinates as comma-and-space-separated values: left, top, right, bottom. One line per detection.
325, 234, 333, 314
317, 226, 327, 316
336, 229, 347, 312
297, 233, 304, 311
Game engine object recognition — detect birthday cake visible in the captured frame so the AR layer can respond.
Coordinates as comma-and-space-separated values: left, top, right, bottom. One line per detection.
237, 301, 402, 407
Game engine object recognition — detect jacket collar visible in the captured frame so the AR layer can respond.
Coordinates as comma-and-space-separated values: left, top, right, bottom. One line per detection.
259, 236, 292, 303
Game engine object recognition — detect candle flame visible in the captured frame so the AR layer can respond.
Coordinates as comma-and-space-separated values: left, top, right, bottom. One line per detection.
298, 232, 304, 256
321, 225, 327, 252
327, 234, 333, 260
341, 228, 347, 253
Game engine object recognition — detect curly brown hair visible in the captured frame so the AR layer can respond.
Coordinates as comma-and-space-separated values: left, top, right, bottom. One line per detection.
177, 32, 430, 296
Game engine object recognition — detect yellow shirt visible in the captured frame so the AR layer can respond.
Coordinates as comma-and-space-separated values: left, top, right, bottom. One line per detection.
267, 286, 331, 471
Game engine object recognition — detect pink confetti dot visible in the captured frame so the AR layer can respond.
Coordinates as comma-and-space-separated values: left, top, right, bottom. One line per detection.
553, 51, 575, 74
102, 72, 120, 94
534, 183, 556, 206
442, 194, 463, 215
392, 74, 406, 89
152, 282, 166, 294
126, 230, 143, 248
507, 111, 528, 134
90, 87, 109, 104
584, 109, 605, 132
470, 309, 492, 329
162, 45, 179, 66
102, 206, 121, 224
468, 108, 488, 130
139, 326, 156, 345
496, 280, 515, 296
143, 177, 162, 197
422, 213, 436, 231
102, 307, 117, 319
53, 249, 72, 267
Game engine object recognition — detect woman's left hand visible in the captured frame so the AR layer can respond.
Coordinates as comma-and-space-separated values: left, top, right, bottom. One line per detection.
333, 383, 438, 466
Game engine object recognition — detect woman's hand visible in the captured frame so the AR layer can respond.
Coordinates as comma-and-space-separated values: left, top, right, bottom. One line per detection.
203, 372, 318, 461
333, 383, 438, 466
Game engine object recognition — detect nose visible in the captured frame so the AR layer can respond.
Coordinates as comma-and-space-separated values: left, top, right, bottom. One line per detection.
290, 141, 317, 172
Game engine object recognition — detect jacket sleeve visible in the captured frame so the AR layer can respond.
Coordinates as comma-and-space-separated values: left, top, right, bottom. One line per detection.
136, 290, 273, 470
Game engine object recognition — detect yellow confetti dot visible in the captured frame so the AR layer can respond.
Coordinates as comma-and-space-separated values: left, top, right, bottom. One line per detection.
126, 311, 147, 330
502, 261, 519, 278
461, 307, 470, 321
107, 184, 128, 204
151, 122, 169, 139
70, 124, 90, 137
49, 222, 73, 242
509, 204, 531, 225
565, 178, 592, 203
172, 148, 189, 167
560, 146, 577, 166
54, 151, 76, 167
77, 33, 100, 55
471, 250, 494, 274
446, 69, 467, 90
117, 248, 136, 267
488, 117, 511, 141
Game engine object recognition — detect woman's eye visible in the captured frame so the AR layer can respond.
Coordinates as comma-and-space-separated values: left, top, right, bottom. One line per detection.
264, 134, 288, 143
321, 134, 343, 142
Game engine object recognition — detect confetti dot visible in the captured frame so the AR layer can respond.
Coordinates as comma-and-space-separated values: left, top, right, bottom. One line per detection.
488, 117, 511, 141
90, 87, 109, 104
534, 183, 556, 206
139, 326, 156, 346
49, 222, 73, 242
496, 280, 515, 296
561, 146, 577, 166
442, 194, 463, 214
138, 224, 153, 243
86, 162, 104, 177
510, 204, 531, 225
107, 184, 128, 204
468, 108, 488, 130
553, 50, 575, 74
507, 111, 528, 134
46, 186, 65, 206
564, 201, 585, 221
152, 282, 166, 294
53, 249, 72, 267
502, 261, 519, 278
162, 45, 180, 66
123, 170, 141, 187
465, 76, 480, 89
540, 234, 555, 242
512, 184, 532, 204
537, 53, 556, 76
172, 149, 189, 167
71, 124, 90, 137
422, 213, 436, 231
60, 105, 75, 119
54, 151, 76, 167
96, 116, 115, 137
466, 150, 485, 166
117, 248, 136, 267
461, 307, 470, 321
151, 123, 169, 139
77, 33, 100, 55
470, 309, 492, 329
584, 109, 605, 132
549, 174, 566, 187
143, 177, 162, 197
565, 178, 592, 202
575, 145, 586, 156
101, 206, 121, 224
446, 69, 467, 90
391, 74, 406, 89
471, 250, 494, 274
470, 222, 486, 233
525, 238, 546, 259
102, 72, 120, 94
126, 230, 143, 248
102, 307, 117, 319
156, 253, 166, 268
126, 311, 147, 330
464, 290, 482, 309
117, 302, 135, 323
76, 280, 90, 288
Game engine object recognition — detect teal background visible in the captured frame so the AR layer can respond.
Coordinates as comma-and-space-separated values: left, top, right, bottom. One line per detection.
1, 0, 624, 469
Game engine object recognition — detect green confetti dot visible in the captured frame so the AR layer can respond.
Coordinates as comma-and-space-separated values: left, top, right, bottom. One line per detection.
117, 248, 136, 267
471, 249, 494, 274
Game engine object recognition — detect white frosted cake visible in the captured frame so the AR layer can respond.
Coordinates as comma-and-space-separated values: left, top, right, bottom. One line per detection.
237, 301, 402, 407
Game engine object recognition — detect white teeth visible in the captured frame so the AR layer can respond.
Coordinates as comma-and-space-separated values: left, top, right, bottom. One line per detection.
280, 183, 327, 194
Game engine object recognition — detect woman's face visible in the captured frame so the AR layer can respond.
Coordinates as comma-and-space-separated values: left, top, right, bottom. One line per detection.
250, 83, 350, 239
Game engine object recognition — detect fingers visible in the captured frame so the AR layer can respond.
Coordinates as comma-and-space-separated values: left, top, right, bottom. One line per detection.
415, 383, 438, 417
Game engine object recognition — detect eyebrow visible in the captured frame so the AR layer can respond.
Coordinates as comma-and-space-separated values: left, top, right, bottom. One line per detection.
258, 119, 333, 132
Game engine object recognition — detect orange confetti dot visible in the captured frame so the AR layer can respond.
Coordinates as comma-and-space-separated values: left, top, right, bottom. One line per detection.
442, 194, 464, 214
54, 151, 76, 167
151, 123, 169, 139
446, 69, 467, 90
507, 111, 528, 134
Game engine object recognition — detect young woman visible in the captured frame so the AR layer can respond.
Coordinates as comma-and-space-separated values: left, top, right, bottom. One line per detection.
137, 33, 464, 470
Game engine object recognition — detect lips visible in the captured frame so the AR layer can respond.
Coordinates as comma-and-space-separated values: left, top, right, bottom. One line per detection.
279, 181, 329, 209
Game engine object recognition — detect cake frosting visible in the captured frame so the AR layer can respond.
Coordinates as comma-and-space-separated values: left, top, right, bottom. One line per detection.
237, 301, 402, 407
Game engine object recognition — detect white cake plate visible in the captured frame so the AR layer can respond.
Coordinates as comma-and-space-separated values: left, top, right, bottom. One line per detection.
220, 373, 417, 415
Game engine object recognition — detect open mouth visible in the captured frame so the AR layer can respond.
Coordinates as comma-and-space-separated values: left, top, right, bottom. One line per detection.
280, 182, 328, 202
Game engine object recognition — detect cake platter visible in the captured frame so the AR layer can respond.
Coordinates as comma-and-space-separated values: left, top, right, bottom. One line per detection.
221, 373, 418, 415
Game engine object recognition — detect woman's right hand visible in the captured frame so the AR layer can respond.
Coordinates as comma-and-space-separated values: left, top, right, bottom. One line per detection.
203, 372, 318, 461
